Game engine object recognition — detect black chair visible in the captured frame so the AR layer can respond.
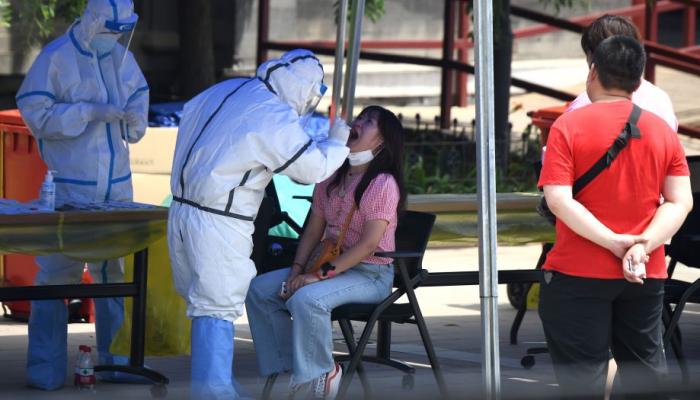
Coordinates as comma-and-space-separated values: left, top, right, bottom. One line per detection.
510, 160, 552, 368
252, 182, 307, 275
662, 155, 700, 384
331, 210, 448, 399
260, 210, 448, 400
514, 244, 552, 369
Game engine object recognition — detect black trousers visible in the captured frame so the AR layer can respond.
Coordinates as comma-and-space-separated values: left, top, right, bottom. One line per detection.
539, 271, 666, 400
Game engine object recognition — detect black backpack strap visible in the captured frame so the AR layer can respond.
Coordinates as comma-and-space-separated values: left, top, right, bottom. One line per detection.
572, 104, 642, 196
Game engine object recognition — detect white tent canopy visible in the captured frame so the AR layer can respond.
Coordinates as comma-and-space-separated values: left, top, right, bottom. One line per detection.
335, 1, 500, 397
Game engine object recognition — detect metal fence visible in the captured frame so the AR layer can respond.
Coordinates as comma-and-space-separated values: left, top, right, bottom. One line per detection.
399, 113, 541, 194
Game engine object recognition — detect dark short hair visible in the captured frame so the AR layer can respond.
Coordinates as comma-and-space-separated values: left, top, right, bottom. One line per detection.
581, 15, 641, 57
592, 35, 645, 93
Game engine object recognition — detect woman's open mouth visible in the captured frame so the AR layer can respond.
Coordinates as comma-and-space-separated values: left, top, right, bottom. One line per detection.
349, 129, 359, 140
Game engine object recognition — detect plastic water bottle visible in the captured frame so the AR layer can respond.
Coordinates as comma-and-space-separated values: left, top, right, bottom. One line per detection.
39, 170, 56, 211
74, 345, 96, 390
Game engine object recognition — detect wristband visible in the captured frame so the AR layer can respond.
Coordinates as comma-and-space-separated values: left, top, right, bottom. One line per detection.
292, 262, 303, 269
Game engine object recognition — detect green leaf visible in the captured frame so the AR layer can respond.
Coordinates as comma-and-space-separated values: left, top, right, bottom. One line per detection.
538, 0, 591, 15
3, 0, 84, 45
334, 0, 386, 24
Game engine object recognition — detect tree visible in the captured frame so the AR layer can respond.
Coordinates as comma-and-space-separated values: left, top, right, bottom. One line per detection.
335, 0, 386, 23
493, 0, 513, 171
1, 0, 220, 99
1, 0, 86, 45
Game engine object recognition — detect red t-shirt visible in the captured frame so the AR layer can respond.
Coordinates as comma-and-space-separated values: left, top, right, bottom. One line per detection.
538, 100, 689, 279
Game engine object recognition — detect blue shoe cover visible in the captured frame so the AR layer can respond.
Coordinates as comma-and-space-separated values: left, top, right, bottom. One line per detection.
191, 316, 241, 399
26, 300, 68, 390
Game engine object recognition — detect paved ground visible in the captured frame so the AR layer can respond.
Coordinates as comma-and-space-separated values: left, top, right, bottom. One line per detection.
2, 244, 700, 399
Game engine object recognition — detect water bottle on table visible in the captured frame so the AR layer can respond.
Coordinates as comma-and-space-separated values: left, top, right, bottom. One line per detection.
39, 170, 56, 211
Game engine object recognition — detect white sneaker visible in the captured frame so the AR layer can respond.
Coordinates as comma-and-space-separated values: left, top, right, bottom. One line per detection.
311, 362, 343, 399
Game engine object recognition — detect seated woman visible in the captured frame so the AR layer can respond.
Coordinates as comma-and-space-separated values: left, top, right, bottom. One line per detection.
245, 105, 406, 400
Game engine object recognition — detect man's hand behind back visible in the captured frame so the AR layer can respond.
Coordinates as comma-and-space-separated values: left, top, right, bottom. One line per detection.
608, 233, 647, 259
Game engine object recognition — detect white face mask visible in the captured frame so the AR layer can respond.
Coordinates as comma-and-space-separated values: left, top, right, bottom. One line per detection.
347, 149, 375, 166
90, 33, 120, 55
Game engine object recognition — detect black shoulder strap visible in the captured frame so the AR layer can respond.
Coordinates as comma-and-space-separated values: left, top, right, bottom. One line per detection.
572, 104, 642, 196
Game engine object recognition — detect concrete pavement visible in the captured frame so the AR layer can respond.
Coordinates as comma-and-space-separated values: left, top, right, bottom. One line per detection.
1, 244, 699, 399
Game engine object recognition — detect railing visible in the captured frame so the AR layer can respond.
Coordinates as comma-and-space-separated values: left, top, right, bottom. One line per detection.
257, 0, 700, 138
511, 2, 700, 139
397, 114, 539, 194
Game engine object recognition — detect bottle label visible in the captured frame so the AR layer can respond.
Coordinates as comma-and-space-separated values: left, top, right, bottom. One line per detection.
75, 367, 96, 385
75, 366, 94, 376
75, 367, 95, 380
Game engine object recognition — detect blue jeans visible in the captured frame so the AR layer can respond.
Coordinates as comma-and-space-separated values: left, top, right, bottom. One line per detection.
245, 263, 394, 385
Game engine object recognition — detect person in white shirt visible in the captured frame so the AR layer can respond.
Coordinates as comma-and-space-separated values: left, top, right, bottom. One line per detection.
566, 14, 678, 132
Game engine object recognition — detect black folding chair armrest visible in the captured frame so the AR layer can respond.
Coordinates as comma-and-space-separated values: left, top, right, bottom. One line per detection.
664, 277, 700, 347
374, 251, 424, 259
394, 263, 429, 290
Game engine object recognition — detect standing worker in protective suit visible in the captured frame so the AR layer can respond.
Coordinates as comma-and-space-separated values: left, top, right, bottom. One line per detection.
15, 0, 148, 391
168, 49, 350, 399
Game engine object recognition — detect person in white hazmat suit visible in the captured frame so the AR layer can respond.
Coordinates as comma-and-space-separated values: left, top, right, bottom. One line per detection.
168, 49, 350, 399
15, 0, 148, 391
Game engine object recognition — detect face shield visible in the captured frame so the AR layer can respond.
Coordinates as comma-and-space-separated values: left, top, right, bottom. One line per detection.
110, 14, 138, 65
113, 21, 137, 51
92, 8, 138, 62
299, 82, 328, 118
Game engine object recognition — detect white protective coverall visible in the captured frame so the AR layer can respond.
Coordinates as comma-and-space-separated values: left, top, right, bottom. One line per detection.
167, 49, 349, 399
15, 0, 148, 390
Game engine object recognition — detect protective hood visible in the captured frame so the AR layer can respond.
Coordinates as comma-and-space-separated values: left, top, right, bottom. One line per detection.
256, 49, 325, 117
73, 0, 138, 47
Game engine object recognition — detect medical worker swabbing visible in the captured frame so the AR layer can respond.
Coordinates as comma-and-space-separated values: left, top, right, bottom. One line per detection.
168, 49, 350, 399
15, 0, 148, 391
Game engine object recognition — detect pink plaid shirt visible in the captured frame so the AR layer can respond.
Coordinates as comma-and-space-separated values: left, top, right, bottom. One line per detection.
311, 172, 399, 265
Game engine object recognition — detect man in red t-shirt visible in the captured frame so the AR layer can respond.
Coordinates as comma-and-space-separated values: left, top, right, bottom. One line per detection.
538, 35, 693, 398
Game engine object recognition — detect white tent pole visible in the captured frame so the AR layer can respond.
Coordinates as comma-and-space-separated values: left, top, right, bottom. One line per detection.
331, 0, 348, 122
341, 0, 365, 122
474, 0, 501, 398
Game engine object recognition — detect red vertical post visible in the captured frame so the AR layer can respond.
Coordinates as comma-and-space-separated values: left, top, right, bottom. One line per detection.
683, 4, 697, 48
256, 0, 270, 67
644, 0, 658, 83
456, 0, 469, 107
631, 0, 646, 37
440, 0, 456, 130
